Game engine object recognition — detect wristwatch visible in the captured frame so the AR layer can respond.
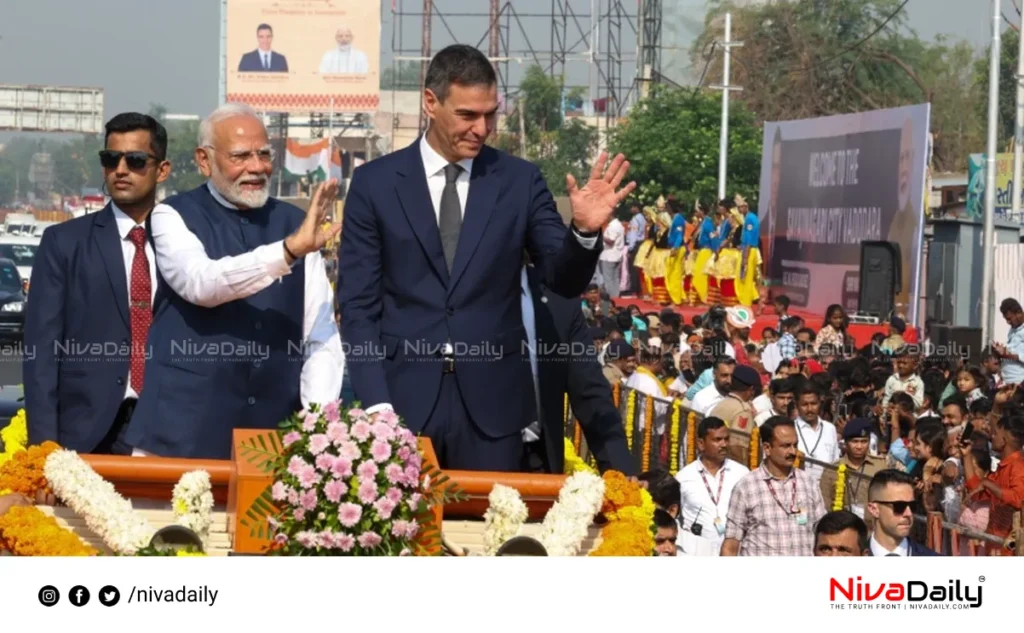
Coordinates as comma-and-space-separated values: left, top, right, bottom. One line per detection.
571, 222, 601, 238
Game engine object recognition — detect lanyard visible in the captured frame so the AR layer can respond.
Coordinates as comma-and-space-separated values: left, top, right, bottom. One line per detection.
797, 420, 823, 457
847, 461, 867, 502
698, 465, 726, 510
765, 476, 798, 515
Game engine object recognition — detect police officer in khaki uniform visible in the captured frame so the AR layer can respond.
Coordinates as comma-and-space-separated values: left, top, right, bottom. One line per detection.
820, 418, 886, 521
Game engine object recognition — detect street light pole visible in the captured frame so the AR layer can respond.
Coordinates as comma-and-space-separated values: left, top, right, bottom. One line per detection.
981, 0, 1002, 344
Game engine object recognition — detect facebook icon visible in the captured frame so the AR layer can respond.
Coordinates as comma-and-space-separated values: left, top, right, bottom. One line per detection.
69, 585, 90, 607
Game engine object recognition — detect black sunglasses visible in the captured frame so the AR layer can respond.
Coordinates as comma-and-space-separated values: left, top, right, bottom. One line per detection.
873, 500, 913, 514
99, 150, 158, 170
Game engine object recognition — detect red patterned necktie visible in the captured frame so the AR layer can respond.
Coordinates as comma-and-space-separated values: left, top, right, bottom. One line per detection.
128, 226, 152, 393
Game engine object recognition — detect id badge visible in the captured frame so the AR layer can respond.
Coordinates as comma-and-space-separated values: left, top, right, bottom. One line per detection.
851, 503, 865, 519
795, 508, 808, 526
714, 516, 726, 536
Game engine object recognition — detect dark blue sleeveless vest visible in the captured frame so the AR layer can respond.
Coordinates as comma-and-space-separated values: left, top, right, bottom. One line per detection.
127, 185, 305, 458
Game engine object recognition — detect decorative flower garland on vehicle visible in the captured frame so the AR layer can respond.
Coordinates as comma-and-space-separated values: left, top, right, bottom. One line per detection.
0, 505, 97, 556
43, 449, 157, 555
482, 484, 528, 556
563, 438, 597, 476
0, 441, 59, 497
171, 470, 215, 547
535, 471, 605, 557
590, 471, 655, 556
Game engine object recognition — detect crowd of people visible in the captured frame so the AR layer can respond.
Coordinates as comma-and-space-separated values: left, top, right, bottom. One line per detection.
592, 193, 762, 309
582, 288, 1024, 556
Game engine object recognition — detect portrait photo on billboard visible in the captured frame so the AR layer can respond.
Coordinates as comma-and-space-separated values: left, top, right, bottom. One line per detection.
756, 104, 930, 323
225, 0, 380, 112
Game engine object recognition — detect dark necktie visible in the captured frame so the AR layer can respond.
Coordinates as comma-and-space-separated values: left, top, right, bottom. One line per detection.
264, 54, 269, 70
886, 553, 899, 557
438, 163, 462, 271
128, 226, 152, 393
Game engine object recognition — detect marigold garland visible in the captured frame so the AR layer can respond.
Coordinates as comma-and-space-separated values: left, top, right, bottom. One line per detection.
794, 451, 803, 469
624, 390, 636, 451
0, 441, 59, 497
563, 438, 597, 475
749, 425, 760, 469
0, 505, 97, 556
641, 395, 654, 471
685, 412, 697, 466
832, 463, 847, 512
668, 402, 681, 476
573, 418, 582, 454
590, 472, 655, 556
612, 383, 621, 408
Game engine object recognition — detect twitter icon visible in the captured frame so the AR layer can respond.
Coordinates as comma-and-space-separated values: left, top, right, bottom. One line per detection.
98, 585, 120, 607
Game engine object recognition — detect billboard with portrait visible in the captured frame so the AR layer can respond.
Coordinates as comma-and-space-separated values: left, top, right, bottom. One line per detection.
225, 0, 380, 113
756, 104, 930, 324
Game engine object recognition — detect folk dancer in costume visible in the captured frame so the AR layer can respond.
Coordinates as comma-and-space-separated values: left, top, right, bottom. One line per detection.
665, 198, 688, 305
642, 210, 674, 305
717, 198, 744, 307
734, 194, 762, 308
695, 201, 729, 305
683, 200, 705, 305
633, 205, 658, 301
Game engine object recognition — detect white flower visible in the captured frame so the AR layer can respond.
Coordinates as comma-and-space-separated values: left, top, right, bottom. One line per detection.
43, 449, 156, 555
482, 484, 528, 556
172, 470, 215, 547
535, 472, 603, 556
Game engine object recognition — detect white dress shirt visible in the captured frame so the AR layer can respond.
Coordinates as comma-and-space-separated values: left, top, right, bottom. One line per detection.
691, 384, 726, 416
795, 417, 840, 482
148, 182, 344, 410
624, 369, 667, 433
676, 457, 749, 555
520, 267, 542, 443
366, 136, 599, 415
869, 535, 910, 557
599, 219, 625, 262
111, 204, 157, 402
319, 46, 369, 74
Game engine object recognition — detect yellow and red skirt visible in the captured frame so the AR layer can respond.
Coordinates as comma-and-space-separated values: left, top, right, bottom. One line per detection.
716, 247, 741, 307
666, 248, 687, 305
735, 247, 763, 307
644, 248, 671, 304
634, 240, 655, 298
692, 248, 716, 304
683, 251, 698, 305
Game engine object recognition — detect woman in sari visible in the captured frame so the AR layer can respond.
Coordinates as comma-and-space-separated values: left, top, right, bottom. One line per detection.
693, 202, 724, 304
717, 198, 745, 307
665, 198, 688, 305
683, 200, 704, 305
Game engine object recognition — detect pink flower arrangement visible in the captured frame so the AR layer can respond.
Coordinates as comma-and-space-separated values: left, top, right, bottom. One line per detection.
266, 400, 436, 556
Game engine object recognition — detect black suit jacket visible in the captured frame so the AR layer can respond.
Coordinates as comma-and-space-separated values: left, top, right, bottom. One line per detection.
869, 539, 940, 556
238, 50, 289, 72
527, 267, 634, 475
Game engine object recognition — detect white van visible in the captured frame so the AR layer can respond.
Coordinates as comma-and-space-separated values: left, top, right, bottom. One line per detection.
0, 235, 41, 288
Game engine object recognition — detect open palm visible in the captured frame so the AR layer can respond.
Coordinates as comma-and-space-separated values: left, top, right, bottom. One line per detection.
568, 152, 637, 233
292, 179, 342, 257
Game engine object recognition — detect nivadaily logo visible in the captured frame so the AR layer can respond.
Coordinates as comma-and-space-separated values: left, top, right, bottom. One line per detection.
829, 576, 984, 610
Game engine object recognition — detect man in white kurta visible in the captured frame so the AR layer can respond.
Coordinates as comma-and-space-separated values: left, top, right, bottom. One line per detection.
319, 26, 369, 74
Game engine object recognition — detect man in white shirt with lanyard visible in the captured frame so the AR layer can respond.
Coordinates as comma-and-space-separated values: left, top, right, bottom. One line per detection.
793, 384, 839, 482
675, 416, 749, 556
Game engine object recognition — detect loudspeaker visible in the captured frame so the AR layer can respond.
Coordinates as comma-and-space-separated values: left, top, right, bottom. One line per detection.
951, 327, 983, 366
929, 323, 953, 350
858, 241, 902, 317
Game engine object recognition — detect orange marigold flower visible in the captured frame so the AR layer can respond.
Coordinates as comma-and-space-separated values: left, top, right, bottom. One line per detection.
0, 505, 96, 556
0, 441, 60, 497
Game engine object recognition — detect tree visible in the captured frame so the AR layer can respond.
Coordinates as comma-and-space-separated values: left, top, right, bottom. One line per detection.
694, 0, 985, 172
607, 85, 762, 209
533, 119, 600, 196
974, 27, 1018, 150
381, 61, 423, 90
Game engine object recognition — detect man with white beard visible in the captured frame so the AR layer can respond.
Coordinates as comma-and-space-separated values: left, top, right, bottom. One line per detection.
127, 102, 344, 459
318, 25, 369, 74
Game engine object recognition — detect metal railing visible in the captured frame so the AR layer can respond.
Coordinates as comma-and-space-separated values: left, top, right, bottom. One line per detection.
563, 382, 1021, 555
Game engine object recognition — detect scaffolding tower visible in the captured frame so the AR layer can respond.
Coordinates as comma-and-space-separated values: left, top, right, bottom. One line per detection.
387, 0, 662, 151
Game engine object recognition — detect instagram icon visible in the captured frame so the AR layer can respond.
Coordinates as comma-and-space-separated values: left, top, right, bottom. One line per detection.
38, 585, 60, 607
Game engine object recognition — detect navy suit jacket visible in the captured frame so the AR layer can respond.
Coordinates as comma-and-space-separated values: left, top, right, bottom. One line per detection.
238, 50, 288, 72
23, 205, 135, 452
339, 140, 600, 438
527, 267, 634, 475
869, 540, 940, 556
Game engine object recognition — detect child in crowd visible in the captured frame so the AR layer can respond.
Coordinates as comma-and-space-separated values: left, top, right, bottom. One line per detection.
881, 317, 907, 354
882, 346, 924, 409
955, 365, 987, 405
915, 421, 946, 513
777, 316, 801, 361
941, 429, 966, 524
761, 327, 778, 345
958, 444, 992, 551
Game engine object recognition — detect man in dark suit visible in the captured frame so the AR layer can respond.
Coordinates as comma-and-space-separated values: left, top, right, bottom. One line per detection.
520, 265, 633, 475
238, 23, 289, 72
24, 113, 170, 453
339, 44, 635, 471
866, 469, 940, 556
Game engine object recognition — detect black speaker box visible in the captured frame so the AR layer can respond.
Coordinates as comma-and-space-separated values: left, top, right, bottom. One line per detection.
950, 327, 983, 366
858, 241, 902, 317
